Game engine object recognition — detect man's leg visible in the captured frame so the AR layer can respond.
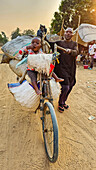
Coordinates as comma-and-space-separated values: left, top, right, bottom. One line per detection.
63, 79, 75, 108
58, 78, 75, 109
65, 79, 75, 102
59, 84, 70, 106
90, 56, 94, 69
58, 84, 69, 112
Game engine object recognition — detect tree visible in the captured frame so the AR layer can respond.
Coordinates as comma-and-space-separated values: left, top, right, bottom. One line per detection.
22, 29, 35, 36
0, 32, 8, 44
11, 27, 21, 40
50, 0, 95, 33
50, 12, 62, 34
10, 28, 35, 40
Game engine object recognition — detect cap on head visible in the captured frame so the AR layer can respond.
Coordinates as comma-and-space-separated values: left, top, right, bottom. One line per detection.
65, 27, 73, 34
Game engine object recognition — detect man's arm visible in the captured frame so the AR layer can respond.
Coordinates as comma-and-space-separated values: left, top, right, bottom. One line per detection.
71, 43, 78, 56
65, 42, 78, 56
57, 45, 67, 52
57, 42, 78, 56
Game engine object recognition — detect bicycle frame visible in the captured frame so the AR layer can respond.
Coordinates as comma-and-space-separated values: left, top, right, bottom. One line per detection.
35, 72, 53, 115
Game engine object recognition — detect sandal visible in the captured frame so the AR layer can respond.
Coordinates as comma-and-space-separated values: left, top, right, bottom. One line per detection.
58, 105, 64, 113
63, 103, 69, 109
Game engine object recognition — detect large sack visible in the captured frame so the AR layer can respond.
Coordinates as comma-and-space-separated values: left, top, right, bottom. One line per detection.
46, 34, 61, 42
8, 78, 60, 110
1, 54, 11, 64
8, 80, 40, 110
1, 35, 32, 59
9, 60, 27, 77
27, 53, 53, 75
78, 24, 96, 42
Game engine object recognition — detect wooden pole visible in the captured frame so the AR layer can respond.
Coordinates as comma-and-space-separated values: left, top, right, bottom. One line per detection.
76, 15, 81, 45
60, 19, 64, 37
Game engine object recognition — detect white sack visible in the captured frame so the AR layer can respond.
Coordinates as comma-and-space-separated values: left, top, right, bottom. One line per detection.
27, 53, 53, 75
9, 59, 27, 77
46, 34, 61, 42
8, 79, 60, 110
8, 81, 40, 111
1, 35, 32, 59
78, 23, 96, 42
50, 78, 61, 100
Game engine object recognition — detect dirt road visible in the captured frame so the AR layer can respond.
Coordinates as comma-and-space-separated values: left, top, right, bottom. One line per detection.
0, 55, 96, 170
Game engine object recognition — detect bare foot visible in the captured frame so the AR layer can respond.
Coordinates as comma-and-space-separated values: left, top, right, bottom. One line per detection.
35, 89, 42, 95
56, 78, 64, 82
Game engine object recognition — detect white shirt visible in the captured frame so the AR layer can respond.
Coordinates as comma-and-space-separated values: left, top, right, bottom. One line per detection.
89, 44, 96, 55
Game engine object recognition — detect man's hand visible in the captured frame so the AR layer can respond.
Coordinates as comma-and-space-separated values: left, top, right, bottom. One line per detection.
66, 49, 72, 54
57, 45, 72, 54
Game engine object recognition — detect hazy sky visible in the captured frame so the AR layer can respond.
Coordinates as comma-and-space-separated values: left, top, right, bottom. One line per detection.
0, 0, 61, 37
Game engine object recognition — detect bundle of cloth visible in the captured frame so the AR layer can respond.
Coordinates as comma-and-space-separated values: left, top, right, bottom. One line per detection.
8, 78, 60, 111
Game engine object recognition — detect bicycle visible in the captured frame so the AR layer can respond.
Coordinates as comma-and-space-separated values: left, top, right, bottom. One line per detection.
16, 50, 60, 163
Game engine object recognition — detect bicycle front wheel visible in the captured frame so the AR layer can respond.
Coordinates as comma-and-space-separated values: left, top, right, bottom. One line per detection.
42, 102, 58, 163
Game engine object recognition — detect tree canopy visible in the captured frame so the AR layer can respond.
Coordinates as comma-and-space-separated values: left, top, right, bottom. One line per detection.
0, 32, 8, 45
10, 28, 35, 40
22, 29, 35, 36
11, 27, 21, 40
0, 27, 35, 44
50, 0, 95, 34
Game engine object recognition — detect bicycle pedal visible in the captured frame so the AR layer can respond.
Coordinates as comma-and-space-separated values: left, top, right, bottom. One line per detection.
46, 111, 50, 114
40, 116, 44, 121
40, 99, 44, 103
40, 106, 43, 111
44, 129, 48, 133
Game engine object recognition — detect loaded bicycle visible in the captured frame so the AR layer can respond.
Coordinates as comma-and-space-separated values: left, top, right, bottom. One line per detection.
15, 50, 60, 163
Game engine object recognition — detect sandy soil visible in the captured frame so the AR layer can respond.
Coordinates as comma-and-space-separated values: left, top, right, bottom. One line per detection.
0, 55, 96, 170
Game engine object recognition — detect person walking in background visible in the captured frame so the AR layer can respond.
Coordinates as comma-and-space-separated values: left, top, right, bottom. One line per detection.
46, 27, 78, 112
76, 54, 82, 66
88, 40, 96, 69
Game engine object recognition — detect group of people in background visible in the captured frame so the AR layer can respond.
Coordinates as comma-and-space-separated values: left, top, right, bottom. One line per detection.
76, 40, 96, 69
88, 40, 96, 69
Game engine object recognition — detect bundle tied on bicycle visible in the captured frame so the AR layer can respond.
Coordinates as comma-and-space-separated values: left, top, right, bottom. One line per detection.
27, 53, 53, 75
8, 53, 61, 111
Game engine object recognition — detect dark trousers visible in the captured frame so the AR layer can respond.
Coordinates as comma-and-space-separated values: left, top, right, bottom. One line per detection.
59, 77, 75, 105
90, 57, 94, 68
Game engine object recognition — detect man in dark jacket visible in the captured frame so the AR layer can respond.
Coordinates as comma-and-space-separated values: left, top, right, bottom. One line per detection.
37, 24, 47, 39
47, 27, 78, 112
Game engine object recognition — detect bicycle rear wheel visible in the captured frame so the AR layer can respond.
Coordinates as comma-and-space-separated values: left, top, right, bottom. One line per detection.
42, 102, 58, 163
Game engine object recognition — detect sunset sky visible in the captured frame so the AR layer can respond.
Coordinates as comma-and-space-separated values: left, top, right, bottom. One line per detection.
0, 0, 61, 38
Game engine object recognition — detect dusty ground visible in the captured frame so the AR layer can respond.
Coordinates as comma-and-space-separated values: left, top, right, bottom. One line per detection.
0, 54, 96, 170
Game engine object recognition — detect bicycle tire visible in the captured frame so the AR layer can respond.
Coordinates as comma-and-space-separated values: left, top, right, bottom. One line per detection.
42, 102, 58, 163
